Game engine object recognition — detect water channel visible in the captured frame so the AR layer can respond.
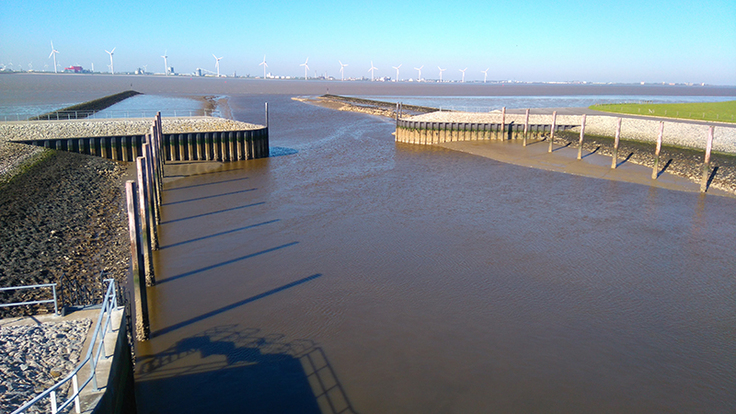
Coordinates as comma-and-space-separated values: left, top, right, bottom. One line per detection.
134, 93, 735, 413
1, 75, 733, 412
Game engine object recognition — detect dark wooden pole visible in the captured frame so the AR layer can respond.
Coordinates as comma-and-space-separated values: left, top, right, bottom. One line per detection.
577, 114, 587, 160
500, 107, 506, 140
523, 109, 530, 147
548, 111, 557, 153
125, 180, 150, 341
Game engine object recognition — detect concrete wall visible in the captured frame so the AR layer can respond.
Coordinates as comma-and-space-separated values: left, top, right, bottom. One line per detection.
91, 308, 137, 414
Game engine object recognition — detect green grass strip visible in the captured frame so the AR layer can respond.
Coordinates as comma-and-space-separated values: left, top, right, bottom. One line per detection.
590, 100, 736, 123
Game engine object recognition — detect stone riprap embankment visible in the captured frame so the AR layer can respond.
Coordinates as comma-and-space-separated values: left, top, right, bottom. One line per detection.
0, 117, 260, 142
0, 319, 91, 413
406, 111, 736, 153
0, 151, 130, 318
0, 117, 260, 184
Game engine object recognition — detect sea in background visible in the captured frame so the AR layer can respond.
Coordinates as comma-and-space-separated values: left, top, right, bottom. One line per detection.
2, 74, 735, 413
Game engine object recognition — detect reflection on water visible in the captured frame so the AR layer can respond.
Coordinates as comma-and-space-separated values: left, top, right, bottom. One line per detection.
137, 95, 736, 413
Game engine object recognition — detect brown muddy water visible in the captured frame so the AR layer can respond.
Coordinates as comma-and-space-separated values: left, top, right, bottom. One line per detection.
133, 94, 735, 413
2, 75, 734, 412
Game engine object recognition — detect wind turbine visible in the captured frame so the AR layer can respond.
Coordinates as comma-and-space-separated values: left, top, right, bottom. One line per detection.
105, 47, 116, 74
339, 60, 348, 81
392, 64, 401, 82
300, 57, 309, 80
213, 54, 223, 77
414, 65, 423, 82
481, 68, 489, 83
259, 55, 268, 78
368, 61, 377, 81
438, 66, 446, 82
49, 41, 59, 73
162, 51, 169, 75
459, 68, 467, 83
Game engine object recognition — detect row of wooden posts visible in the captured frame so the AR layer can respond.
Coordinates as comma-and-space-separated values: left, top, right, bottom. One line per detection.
124, 113, 165, 341
396, 105, 717, 193
571, 113, 715, 193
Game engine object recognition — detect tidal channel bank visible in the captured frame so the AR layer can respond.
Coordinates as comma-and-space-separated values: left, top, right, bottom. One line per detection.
307, 94, 736, 196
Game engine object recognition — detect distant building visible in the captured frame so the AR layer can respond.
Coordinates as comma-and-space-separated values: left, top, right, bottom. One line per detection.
64, 66, 84, 73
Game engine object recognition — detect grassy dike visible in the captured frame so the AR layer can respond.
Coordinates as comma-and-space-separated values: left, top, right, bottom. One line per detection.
591, 100, 736, 123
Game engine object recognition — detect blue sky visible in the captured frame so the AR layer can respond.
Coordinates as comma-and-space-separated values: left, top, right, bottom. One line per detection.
1, 0, 734, 85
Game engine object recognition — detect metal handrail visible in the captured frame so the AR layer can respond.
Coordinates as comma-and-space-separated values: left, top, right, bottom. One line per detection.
11, 279, 120, 414
0, 283, 59, 315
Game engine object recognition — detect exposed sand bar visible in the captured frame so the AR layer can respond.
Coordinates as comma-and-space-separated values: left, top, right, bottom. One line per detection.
438, 139, 734, 198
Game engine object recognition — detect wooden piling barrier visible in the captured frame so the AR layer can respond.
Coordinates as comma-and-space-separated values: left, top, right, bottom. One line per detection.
136, 157, 155, 286
548, 111, 557, 153
700, 126, 714, 192
652, 121, 664, 179
611, 118, 622, 169
125, 180, 150, 341
577, 114, 587, 160
143, 143, 159, 248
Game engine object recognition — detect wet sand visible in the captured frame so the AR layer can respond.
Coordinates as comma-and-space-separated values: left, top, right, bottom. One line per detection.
439, 139, 734, 198
301, 94, 736, 196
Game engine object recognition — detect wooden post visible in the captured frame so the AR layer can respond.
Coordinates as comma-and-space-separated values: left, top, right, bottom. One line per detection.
577, 114, 587, 160
265, 102, 269, 128
652, 121, 664, 179
548, 111, 557, 153
125, 180, 150, 341
611, 118, 622, 169
500, 107, 506, 140
136, 157, 155, 286
144, 143, 159, 248
523, 109, 530, 147
700, 126, 714, 192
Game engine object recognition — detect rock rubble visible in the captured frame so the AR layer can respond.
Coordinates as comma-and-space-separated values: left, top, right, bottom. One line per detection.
0, 319, 91, 413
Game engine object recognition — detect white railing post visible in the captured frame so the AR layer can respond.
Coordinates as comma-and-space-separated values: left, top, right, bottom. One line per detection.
50, 391, 57, 413
72, 375, 81, 414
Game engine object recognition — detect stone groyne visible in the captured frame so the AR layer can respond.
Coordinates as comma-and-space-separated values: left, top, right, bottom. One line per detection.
28, 90, 141, 121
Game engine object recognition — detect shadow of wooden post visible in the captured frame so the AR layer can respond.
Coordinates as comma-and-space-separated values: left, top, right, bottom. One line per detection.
701, 126, 714, 192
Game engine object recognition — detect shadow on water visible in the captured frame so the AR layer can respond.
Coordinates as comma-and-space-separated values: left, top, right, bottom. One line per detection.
159, 219, 280, 250
157, 242, 300, 285
152, 274, 322, 337
165, 176, 251, 191
137, 324, 356, 414
159, 201, 266, 225
161, 188, 258, 206
270, 146, 299, 157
